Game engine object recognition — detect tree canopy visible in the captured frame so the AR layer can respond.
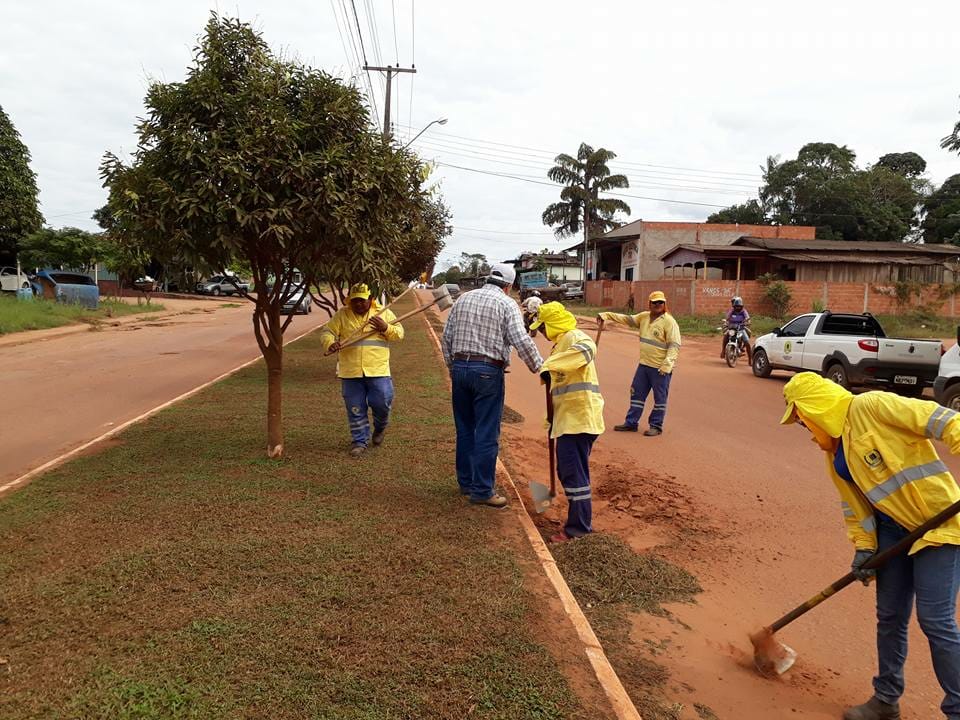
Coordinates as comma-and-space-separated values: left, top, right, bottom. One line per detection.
542, 143, 630, 239
922, 174, 960, 245
0, 105, 43, 265
708, 142, 927, 242
101, 14, 447, 457
18, 226, 104, 271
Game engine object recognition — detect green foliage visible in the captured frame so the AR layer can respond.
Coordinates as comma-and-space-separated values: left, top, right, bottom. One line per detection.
757, 273, 793, 318
542, 143, 631, 241
943, 101, 960, 155
922, 174, 960, 245
877, 151, 927, 178
0, 105, 43, 263
706, 199, 765, 225
458, 252, 489, 277
19, 226, 105, 270
811, 298, 826, 313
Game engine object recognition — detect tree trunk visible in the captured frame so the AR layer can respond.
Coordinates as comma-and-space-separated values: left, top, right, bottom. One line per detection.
261, 304, 285, 458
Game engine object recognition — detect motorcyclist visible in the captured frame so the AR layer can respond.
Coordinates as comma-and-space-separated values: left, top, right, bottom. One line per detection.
721, 296, 752, 362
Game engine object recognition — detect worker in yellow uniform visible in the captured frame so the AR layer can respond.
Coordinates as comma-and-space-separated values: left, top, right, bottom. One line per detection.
319, 283, 404, 457
780, 372, 960, 720
597, 290, 681, 436
530, 302, 604, 543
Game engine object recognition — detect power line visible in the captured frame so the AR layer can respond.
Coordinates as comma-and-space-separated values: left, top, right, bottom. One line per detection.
453, 225, 555, 235
407, 0, 415, 143
390, 0, 400, 64
412, 140, 758, 194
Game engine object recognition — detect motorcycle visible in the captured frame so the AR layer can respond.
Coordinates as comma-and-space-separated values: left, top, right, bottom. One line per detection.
723, 322, 751, 368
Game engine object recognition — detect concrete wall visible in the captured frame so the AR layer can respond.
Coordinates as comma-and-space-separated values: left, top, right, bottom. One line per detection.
586, 279, 960, 317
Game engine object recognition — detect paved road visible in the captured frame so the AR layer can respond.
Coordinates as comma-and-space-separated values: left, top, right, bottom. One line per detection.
495, 317, 957, 720
0, 304, 328, 488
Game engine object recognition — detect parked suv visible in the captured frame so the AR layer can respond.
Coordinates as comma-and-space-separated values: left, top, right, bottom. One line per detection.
0, 266, 30, 292
752, 311, 942, 395
196, 275, 249, 296
934, 327, 960, 410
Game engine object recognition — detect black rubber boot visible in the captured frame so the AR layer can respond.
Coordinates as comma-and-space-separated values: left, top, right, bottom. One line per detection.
842, 697, 901, 720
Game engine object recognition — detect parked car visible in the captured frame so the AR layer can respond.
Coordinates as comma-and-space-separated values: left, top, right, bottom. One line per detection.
279, 286, 312, 315
196, 275, 249, 296
752, 311, 942, 395
562, 282, 584, 300
442, 283, 461, 299
31, 270, 99, 309
0, 266, 30, 292
933, 327, 960, 409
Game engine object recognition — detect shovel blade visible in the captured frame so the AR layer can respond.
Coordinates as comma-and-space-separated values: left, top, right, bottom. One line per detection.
749, 627, 797, 677
529, 481, 553, 514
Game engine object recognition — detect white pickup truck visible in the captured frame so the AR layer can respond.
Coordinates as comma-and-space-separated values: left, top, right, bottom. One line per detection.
933, 328, 960, 409
752, 312, 942, 396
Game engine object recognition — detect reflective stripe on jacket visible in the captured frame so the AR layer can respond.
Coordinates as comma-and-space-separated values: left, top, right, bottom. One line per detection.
599, 310, 681, 373
541, 328, 604, 438
829, 391, 960, 554
318, 302, 403, 378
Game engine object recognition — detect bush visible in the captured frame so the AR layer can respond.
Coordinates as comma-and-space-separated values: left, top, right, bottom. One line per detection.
757, 273, 793, 319
812, 298, 825, 313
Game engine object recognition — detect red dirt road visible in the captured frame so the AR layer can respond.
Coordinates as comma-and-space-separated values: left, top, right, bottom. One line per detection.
0, 304, 327, 489
497, 322, 958, 720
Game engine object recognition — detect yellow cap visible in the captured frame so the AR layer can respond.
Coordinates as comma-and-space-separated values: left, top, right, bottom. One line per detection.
649, 291, 667, 303
348, 283, 371, 300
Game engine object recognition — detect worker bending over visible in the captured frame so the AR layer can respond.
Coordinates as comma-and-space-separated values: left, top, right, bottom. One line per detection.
781, 372, 960, 720
598, 290, 681, 436
531, 302, 604, 542
319, 283, 404, 457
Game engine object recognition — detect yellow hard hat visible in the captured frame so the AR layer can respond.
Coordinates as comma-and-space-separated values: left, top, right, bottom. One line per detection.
348, 283, 371, 300
781, 372, 853, 437
649, 291, 667, 303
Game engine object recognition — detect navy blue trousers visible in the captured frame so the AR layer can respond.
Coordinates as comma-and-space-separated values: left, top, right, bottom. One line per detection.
556, 433, 597, 537
451, 360, 505, 501
341, 376, 394, 447
624, 364, 672, 430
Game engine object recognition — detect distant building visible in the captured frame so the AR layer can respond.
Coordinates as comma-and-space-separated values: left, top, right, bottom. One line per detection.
504, 252, 583, 282
570, 220, 817, 281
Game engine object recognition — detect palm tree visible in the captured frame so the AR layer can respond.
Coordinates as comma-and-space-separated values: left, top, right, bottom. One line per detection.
542, 143, 630, 280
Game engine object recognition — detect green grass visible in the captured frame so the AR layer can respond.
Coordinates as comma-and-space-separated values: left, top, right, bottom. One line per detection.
0, 295, 165, 335
0, 295, 589, 720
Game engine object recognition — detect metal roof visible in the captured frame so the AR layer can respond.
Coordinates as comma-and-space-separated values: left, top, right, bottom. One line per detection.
738, 237, 960, 255
769, 252, 946, 265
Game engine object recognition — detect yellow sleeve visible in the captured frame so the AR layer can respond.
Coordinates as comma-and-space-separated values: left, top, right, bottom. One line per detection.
318, 311, 344, 352
599, 311, 641, 328
379, 308, 404, 342
660, 316, 682, 373
829, 458, 878, 551
541, 337, 596, 375
859, 392, 960, 449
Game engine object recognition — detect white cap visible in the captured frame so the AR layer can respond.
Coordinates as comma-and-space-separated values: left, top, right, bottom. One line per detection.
487, 263, 516, 287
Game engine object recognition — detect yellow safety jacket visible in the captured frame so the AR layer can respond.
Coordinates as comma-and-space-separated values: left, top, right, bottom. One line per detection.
541, 328, 605, 439
599, 310, 681, 374
318, 301, 403, 378
829, 392, 960, 554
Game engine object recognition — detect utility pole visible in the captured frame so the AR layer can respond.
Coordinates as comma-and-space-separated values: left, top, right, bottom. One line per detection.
363, 64, 417, 141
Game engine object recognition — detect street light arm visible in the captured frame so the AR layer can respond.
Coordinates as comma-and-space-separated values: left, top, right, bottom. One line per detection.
402, 118, 447, 149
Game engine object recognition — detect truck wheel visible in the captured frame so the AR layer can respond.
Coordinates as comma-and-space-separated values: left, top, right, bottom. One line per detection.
826, 363, 849, 389
752, 348, 771, 378
940, 384, 960, 411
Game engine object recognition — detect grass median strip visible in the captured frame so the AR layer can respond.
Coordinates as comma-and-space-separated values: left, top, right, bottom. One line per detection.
0, 295, 165, 335
0, 297, 593, 719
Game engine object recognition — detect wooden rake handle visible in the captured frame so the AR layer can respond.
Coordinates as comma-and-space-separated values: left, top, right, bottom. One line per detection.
768, 497, 960, 634
325, 296, 442, 356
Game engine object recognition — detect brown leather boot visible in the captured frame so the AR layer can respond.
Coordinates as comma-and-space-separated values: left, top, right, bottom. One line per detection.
842, 697, 901, 720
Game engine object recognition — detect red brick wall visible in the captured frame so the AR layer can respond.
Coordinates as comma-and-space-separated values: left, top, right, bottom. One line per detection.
585, 280, 959, 317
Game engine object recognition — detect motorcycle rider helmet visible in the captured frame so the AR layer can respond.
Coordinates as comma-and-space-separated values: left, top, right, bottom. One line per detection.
732, 296, 743, 308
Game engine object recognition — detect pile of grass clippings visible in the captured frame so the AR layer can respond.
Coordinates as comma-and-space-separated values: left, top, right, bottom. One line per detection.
552, 533, 701, 614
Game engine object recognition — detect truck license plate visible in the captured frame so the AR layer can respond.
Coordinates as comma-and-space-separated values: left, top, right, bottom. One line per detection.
894, 375, 917, 385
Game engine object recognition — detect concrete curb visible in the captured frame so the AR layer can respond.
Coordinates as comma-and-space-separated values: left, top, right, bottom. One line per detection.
0, 322, 320, 496
416, 295, 642, 720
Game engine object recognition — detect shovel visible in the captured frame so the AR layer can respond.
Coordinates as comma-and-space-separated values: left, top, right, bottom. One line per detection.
530, 380, 556, 514
751, 496, 960, 677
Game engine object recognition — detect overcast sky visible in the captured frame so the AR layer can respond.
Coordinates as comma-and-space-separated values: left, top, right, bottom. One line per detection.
3, 0, 960, 271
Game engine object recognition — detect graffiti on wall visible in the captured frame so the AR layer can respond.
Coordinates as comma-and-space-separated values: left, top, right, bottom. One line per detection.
701, 286, 735, 297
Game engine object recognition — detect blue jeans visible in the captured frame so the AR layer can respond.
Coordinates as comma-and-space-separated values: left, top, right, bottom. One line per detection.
556, 434, 597, 537
341, 376, 394, 447
624, 364, 672, 430
451, 361, 505, 501
873, 514, 960, 719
